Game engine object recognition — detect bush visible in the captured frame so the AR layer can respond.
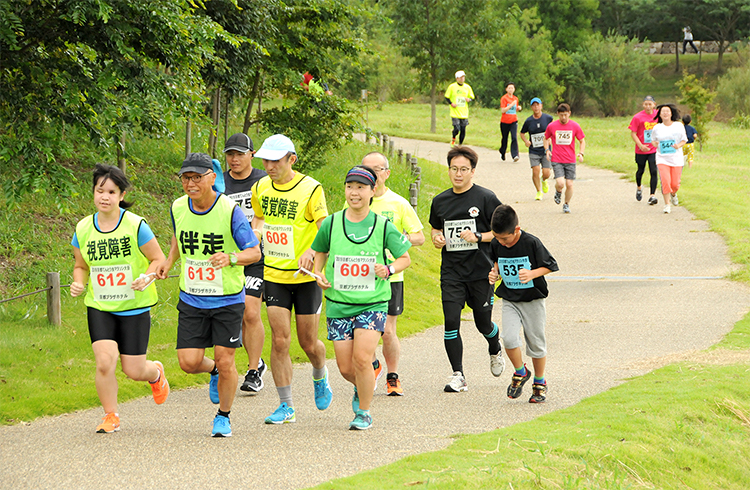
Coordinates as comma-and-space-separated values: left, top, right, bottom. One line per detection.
717, 63, 750, 119
729, 113, 750, 129
676, 72, 719, 147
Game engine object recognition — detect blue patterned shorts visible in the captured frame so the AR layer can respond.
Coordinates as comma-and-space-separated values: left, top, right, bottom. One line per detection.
327, 311, 386, 341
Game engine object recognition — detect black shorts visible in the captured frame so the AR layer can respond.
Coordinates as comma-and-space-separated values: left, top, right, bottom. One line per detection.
176, 300, 244, 349
87, 307, 150, 356
264, 280, 322, 314
634, 153, 656, 167
244, 264, 264, 299
440, 278, 494, 312
388, 281, 405, 316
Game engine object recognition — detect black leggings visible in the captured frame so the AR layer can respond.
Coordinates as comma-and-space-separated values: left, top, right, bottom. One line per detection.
635, 153, 658, 195
682, 40, 698, 54
452, 124, 467, 144
500, 121, 518, 158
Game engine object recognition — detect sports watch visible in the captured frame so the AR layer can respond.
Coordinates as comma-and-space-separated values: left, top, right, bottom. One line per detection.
474, 231, 482, 242
387, 265, 396, 276
229, 253, 238, 267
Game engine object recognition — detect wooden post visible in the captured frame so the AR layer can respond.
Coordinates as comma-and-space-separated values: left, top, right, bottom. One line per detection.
376, 132, 382, 146
388, 139, 395, 159
410, 157, 418, 173
46, 272, 61, 326
409, 184, 418, 210
185, 119, 192, 157
382, 134, 388, 153
414, 166, 422, 190
397, 149, 403, 166
405, 153, 411, 165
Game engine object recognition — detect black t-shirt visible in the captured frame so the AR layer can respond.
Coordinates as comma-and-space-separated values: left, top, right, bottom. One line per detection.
520, 113, 554, 155
489, 230, 558, 302
224, 168, 268, 273
429, 184, 502, 282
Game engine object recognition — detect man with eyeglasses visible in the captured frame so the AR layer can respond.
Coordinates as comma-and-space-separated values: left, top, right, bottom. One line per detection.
249, 134, 332, 425
357, 151, 425, 396
429, 146, 505, 393
156, 152, 261, 437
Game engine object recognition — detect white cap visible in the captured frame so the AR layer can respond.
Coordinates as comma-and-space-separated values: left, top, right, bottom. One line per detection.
254, 134, 296, 161
455, 70, 466, 79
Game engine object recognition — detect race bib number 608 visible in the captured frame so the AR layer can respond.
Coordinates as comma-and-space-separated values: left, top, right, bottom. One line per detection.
263, 223, 295, 259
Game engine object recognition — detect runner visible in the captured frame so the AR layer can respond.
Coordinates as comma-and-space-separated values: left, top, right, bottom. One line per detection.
519, 97, 553, 200
682, 114, 698, 168
650, 104, 688, 214
444, 70, 475, 147
359, 152, 425, 395
312, 166, 412, 430
499, 82, 522, 162
222, 133, 268, 394
156, 152, 261, 437
429, 146, 505, 393
70, 164, 169, 434
250, 134, 332, 424
544, 103, 586, 214
628, 95, 659, 205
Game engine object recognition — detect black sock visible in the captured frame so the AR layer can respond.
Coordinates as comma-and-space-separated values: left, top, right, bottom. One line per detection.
387, 372, 398, 380
218, 409, 230, 418
210, 363, 219, 376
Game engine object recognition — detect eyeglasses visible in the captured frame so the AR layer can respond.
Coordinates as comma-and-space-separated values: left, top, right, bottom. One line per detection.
449, 166, 472, 174
180, 172, 213, 184
371, 166, 388, 172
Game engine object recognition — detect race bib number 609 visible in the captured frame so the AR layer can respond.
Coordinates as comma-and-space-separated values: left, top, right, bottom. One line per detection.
333, 255, 376, 291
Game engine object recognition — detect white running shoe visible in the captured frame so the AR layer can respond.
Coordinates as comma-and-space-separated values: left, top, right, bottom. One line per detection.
490, 353, 506, 377
671, 194, 679, 206
664, 204, 671, 214
444, 372, 468, 393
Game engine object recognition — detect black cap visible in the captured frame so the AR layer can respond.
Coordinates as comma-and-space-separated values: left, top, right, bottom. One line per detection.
644, 95, 656, 102
179, 153, 213, 175
224, 133, 254, 153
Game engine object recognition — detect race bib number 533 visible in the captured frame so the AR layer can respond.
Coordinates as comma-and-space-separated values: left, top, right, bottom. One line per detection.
91, 265, 135, 302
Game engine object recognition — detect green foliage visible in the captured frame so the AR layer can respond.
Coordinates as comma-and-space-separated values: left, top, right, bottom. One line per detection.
563, 33, 652, 116
717, 62, 750, 119
522, 0, 600, 53
729, 113, 750, 129
676, 72, 720, 146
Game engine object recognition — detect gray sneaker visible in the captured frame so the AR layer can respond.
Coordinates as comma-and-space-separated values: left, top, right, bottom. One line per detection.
490, 353, 505, 377
554, 191, 562, 204
444, 372, 467, 393
671, 194, 679, 206
562, 203, 571, 213
648, 196, 658, 205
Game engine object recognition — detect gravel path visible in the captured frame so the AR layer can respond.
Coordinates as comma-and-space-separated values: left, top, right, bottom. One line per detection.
2, 137, 748, 490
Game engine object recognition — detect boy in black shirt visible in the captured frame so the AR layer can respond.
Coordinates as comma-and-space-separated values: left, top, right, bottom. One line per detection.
488, 204, 558, 403
429, 146, 504, 393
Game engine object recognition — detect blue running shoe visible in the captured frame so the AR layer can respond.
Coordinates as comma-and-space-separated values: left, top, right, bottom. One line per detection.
265, 403, 296, 424
211, 414, 232, 437
313, 367, 333, 410
349, 410, 372, 430
209, 372, 220, 404
352, 387, 359, 414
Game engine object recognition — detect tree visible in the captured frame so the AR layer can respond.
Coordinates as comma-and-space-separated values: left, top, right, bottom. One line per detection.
684, 0, 750, 71
676, 72, 719, 148
522, 0, 600, 53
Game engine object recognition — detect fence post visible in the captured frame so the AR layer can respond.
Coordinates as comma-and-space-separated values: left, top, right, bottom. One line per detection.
410, 157, 418, 173
414, 166, 422, 191
388, 139, 395, 159
46, 272, 61, 326
376, 132, 382, 146
409, 184, 418, 210
405, 153, 411, 165
397, 149, 403, 166
382, 134, 388, 153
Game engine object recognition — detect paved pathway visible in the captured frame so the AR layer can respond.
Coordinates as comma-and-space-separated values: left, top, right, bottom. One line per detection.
2, 137, 749, 490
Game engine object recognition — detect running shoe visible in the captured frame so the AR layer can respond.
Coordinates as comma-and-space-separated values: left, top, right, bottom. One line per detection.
349, 410, 373, 430
529, 382, 547, 403
444, 371, 468, 393
664, 204, 671, 214
636, 188, 642, 201
451, 138, 456, 147
257, 358, 267, 378
313, 367, 333, 410
554, 190, 562, 204
513, 156, 520, 163
352, 387, 359, 413
535, 191, 543, 201
386, 376, 404, 396
265, 402, 296, 424
209, 372, 220, 404
542, 179, 549, 193
96, 412, 120, 433
562, 203, 570, 214
507, 366, 531, 399
490, 352, 506, 377
149, 360, 169, 405
499, 150, 506, 161
671, 194, 679, 206
648, 196, 658, 205
240, 369, 263, 393
373, 359, 384, 393
212, 414, 232, 437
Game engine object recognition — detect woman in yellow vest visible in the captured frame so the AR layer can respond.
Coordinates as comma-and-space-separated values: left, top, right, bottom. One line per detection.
312, 166, 411, 430
70, 164, 168, 434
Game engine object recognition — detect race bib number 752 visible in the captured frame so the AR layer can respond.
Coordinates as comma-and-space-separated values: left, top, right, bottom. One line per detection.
444, 219, 478, 252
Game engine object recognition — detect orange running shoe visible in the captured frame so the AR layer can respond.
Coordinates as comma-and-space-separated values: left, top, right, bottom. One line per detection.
386, 376, 404, 396
373, 359, 384, 394
96, 412, 120, 433
149, 360, 170, 405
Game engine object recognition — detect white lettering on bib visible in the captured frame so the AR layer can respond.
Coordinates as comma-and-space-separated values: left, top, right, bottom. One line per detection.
531, 133, 545, 148
226, 191, 254, 221
263, 223, 295, 259
555, 130, 573, 145
333, 255, 377, 292
444, 219, 478, 252
184, 258, 223, 296
91, 265, 135, 302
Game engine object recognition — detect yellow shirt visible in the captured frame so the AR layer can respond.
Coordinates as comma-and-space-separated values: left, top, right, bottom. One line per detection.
444, 82, 475, 119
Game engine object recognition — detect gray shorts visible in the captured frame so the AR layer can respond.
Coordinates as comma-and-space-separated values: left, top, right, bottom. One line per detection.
501, 298, 547, 358
552, 162, 576, 180
451, 118, 469, 129
529, 153, 551, 169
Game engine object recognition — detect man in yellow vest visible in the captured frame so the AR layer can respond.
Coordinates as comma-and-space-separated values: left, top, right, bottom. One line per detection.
250, 135, 332, 424
156, 152, 261, 437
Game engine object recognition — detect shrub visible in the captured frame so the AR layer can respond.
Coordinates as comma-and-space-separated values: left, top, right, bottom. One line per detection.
676, 72, 719, 147
717, 63, 750, 120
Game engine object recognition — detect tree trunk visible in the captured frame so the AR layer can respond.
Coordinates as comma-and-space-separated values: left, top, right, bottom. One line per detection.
242, 71, 262, 133
717, 41, 725, 71
429, 65, 437, 134
117, 133, 126, 173
208, 88, 221, 158
223, 94, 229, 143
257, 74, 264, 135
185, 119, 192, 157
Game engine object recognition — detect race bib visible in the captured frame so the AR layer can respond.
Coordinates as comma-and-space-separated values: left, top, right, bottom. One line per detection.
333, 255, 376, 292
183, 258, 223, 296
555, 130, 573, 145
444, 219, 478, 252
506, 103, 516, 115
498, 257, 533, 290
227, 191, 254, 221
659, 140, 676, 154
263, 223, 295, 259
643, 129, 653, 144
530, 133, 545, 148
456, 96, 466, 107
91, 265, 135, 302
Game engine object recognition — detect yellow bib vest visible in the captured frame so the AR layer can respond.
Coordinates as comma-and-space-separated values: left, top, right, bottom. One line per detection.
75, 211, 157, 312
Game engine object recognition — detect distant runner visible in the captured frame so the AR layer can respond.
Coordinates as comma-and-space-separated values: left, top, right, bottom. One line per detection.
650, 104, 687, 214
628, 96, 659, 205
545, 103, 586, 214
520, 97, 553, 200
499, 82, 522, 162
444, 70, 475, 147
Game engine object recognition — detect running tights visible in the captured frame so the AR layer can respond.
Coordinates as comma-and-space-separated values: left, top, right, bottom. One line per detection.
636, 157, 658, 195
442, 302, 501, 374
452, 125, 466, 144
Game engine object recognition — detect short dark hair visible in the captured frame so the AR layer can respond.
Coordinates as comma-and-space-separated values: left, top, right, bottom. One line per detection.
682, 114, 692, 125
491, 204, 518, 235
654, 103, 681, 123
506, 82, 515, 88
447, 146, 479, 169
556, 103, 571, 113
92, 163, 133, 209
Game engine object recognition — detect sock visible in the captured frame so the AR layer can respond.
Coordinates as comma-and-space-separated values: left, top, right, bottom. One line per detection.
150, 369, 161, 384
444, 329, 463, 374
534, 376, 545, 385
386, 372, 398, 380
372, 359, 380, 370
210, 363, 219, 376
277, 385, 293, 408
312, 366, 327, 380
515, 365, 527, 376
217, 409, 230, 418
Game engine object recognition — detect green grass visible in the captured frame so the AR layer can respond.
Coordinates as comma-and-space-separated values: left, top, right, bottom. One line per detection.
0, 125, 450, 424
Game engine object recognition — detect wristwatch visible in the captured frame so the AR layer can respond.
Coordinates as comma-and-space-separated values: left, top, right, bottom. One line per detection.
474, 231, 482, 242
387, 265, 396, 276
229, 253, 238, 267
